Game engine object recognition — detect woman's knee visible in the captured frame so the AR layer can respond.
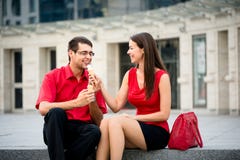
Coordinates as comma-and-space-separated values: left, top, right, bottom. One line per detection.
99, 118, 110, 139
108, 116, 126, 128
100, 118, 109, 130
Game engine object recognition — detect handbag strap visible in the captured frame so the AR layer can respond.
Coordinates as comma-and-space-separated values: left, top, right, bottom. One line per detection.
190, 121, 203, 147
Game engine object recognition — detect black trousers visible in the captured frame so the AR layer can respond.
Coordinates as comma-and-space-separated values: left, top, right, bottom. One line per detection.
43, 108, 101, 160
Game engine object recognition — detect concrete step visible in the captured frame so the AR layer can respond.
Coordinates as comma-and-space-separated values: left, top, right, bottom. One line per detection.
1, 111, 240, 160
123, 149, 240, 160
0, 148, 239, 160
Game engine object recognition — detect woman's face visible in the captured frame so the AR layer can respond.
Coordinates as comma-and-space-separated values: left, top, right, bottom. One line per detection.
127, 40, 144, 64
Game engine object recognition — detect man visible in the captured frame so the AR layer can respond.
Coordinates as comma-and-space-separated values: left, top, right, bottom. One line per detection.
35, 36, 107, 160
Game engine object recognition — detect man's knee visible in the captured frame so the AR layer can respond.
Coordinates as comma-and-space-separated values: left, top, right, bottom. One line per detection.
89, 124, 101, 143
44, 108, 67, 122
49, 107, 65, 115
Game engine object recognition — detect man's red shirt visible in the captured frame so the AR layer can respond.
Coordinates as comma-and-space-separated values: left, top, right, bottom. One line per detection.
36, 65, 107, 122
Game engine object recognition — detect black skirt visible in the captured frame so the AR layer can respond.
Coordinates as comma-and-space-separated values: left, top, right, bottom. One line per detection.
138, 121, 170, 151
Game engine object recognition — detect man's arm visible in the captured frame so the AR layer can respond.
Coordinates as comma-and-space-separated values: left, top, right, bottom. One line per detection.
39, 89, 93, 116
89, 101, 103, 126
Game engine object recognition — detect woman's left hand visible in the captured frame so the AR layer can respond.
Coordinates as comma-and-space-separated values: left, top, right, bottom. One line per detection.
121, 113, 136, 119
89, 74, 102, 92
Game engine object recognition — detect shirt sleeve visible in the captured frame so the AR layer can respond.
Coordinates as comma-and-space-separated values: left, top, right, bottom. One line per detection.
35, 74, 57, 109
95, 90, 108, 114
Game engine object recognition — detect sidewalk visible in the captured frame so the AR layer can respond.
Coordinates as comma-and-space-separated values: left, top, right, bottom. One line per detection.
0, 109, 240, 159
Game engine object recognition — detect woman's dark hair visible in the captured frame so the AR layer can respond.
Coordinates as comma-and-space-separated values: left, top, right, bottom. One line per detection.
130, 32, 167, 99
67, 36, 93, 62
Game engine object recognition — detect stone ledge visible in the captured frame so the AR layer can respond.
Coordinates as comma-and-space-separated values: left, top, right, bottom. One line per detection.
0, 148, 239, 160
0, 149, 49, 160
123, 149, 240, 160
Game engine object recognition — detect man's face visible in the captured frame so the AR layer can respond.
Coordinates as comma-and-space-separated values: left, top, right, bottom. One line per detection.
70, 42, 93, 70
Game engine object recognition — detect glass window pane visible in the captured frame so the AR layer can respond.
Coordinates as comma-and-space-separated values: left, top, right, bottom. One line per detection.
50, 50, 56, 70
158, 39, 179, 109
193, 35, 207, 108
14, 51, 22, 83
29, 0, 36, 12
12, 0, 21, 16
29, 17, 36, 24
15, 88, 22, 109
119, 43, 134, 84
119, 43, 134, 108
3, 0, 7, 16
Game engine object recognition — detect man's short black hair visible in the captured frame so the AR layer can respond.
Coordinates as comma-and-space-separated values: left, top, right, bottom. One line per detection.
68, 36, 93, 52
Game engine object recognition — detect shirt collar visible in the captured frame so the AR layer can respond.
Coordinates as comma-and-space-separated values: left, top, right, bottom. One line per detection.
65, 64, 88, 80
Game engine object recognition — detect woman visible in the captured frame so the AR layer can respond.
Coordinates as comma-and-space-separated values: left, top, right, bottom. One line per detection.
94, 32, 171, 160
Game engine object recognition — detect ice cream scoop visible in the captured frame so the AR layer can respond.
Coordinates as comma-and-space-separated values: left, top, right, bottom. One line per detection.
87, 64, 94, 92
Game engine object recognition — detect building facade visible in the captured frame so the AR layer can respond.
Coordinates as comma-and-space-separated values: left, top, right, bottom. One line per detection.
0, 0, 189, 26
0, 0, 239, 115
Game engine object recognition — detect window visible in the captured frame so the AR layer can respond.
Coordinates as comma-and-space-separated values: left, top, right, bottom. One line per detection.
15, 88, 23, 109
13, 51, 23, 109
193, 35, 207, 108
119, 43, 135, 108
12, 0, 21, 16
14, 51, 22, 83
5, 19, 10, 25
158, 38, 180, 109
50, 50, 56, 70
3, 0, 7, 16
29, 0, 36, 12
16, 21, 21, 25
29, 17, 36, 24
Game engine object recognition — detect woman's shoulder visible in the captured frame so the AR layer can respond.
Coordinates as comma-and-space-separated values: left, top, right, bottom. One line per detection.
155, 69, 169, 80
129, 67, 137, 71
127, 67, 137, 75
123, 67, 137, 82
155, 68, 167, 74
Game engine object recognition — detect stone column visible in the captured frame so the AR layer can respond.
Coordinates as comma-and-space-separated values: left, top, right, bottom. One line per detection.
0, 47, 3, 113
204, 31, 218, 114
226, 27, 239, 115
56, 41, 68, 67
22, 46, 39, 111
178, 33, 193, 111
217, 30, 229, 114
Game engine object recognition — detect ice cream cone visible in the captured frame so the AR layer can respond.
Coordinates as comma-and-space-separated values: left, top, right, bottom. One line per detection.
87, 84, 94, 92
87, 64, 94, 76
87, 64, 94, 92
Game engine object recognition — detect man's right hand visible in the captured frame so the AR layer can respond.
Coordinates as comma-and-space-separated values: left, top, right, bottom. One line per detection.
76, 89, 96, 107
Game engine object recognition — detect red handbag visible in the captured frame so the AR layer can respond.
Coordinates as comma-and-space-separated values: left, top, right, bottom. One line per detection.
168, 112, 203, 150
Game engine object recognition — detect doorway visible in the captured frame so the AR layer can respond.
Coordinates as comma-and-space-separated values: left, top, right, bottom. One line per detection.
157, 38, 180, 109
3, 49, 23, 112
